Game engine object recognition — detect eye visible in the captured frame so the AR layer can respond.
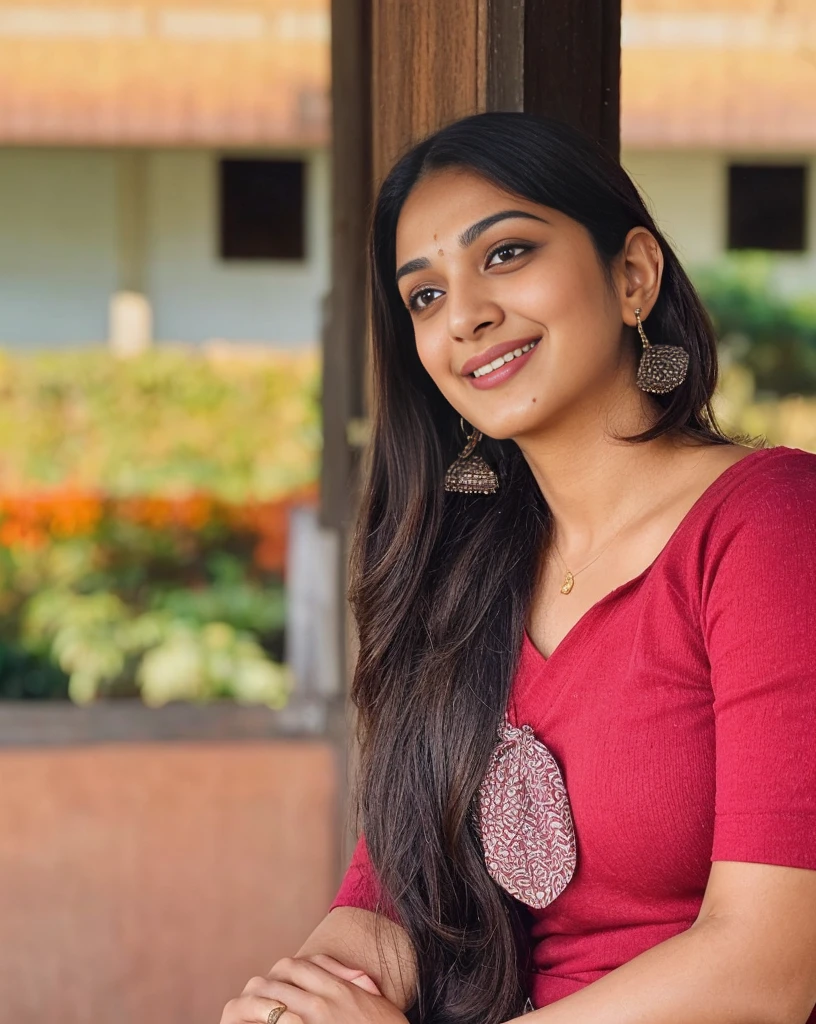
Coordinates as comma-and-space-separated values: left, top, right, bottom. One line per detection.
486, 243, 531, 267
407, 286, 444, 313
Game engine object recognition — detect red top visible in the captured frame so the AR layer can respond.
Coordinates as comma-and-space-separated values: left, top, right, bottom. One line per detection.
329, 445, 816, 1016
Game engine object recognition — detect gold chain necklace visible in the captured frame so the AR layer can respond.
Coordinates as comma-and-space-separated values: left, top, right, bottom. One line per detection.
547, 450, 711, 595
548, 444, 712, 598
550, 498, 654, 596
551, 537, 619, 595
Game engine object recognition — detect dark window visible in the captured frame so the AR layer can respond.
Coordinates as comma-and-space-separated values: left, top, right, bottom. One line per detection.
727, 164, 807, 252
219, 159, 305, 260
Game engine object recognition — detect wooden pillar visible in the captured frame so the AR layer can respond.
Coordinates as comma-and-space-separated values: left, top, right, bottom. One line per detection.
322, 0, 371, 536
322, 0, 372, 872
372, 0, 486, 184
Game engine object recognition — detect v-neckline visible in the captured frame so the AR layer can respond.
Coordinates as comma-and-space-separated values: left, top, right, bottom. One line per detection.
522, 444, 787, 669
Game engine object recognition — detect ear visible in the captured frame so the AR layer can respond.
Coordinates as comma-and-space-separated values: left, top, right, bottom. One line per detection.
616, 227, 664, 328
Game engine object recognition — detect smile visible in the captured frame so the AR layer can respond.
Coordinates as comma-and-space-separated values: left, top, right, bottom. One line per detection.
471, 339, 540, 378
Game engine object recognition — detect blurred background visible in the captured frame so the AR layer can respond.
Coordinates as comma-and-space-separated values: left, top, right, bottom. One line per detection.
0, 0, 813, 1020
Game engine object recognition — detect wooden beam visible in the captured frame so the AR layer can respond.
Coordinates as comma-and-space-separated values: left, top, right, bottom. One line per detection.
524, 0, 622, 160
485, 0, 525, 113
323, 0, 375, 873
372, 0, 485, 184
371, 0, 621, 180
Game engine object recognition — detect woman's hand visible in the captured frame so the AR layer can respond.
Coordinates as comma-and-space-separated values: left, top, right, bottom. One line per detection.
220, 953, 409, 1024
289, 953, 383, 995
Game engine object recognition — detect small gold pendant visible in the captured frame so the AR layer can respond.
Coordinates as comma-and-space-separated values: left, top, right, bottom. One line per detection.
560, 571, 574, 595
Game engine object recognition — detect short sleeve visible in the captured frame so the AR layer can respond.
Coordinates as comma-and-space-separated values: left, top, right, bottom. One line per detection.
329, 832, 402, 924
702, 454, 816, 870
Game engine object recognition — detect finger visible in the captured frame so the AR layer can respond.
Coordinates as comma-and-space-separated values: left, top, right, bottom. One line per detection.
263, 956, 346, 999
252, 997, 304, 1024
304, 954, 383, 995
221, 993, 303, 1024
302, 954, 363, 980
242, 976, 325, 1021
348, 974, 382, 995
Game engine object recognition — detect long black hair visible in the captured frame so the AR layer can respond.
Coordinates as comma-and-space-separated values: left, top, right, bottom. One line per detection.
348, 112, 739, 1024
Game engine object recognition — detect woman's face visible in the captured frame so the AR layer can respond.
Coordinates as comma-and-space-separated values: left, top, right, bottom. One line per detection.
394, 168, 647, 442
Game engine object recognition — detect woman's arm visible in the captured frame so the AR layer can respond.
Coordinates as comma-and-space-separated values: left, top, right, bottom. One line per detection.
219, 908, 415, 1023
292, 906, 417, 1011
513, 860, 816, 1024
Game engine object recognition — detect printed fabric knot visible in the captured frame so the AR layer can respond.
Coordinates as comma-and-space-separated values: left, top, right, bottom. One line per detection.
476, 718, 577, 909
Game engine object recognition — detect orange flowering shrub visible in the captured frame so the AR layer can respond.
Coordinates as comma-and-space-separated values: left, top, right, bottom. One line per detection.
0, 483, 318, 575
0, 490, 104, 549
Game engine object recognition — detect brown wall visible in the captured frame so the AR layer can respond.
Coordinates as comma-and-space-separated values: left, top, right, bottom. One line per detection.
0, 740, 339, 1024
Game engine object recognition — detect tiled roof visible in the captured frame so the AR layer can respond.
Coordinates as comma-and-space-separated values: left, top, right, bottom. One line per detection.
0, 0, 813, 149
0, 1, 329, 146
621, 3, 816, 148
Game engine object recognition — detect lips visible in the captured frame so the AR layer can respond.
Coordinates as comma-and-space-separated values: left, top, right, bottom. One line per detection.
460, 337, 542, 377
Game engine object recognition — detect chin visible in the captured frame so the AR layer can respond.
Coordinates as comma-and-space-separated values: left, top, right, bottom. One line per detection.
480, 414, 546, 443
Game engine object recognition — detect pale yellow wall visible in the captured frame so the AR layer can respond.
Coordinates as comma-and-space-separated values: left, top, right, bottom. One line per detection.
146, 148, 329, 345
0, 149, 118, 345
0, 146, 329, 347
621, 149, 726, 264
621, 148, 816, 295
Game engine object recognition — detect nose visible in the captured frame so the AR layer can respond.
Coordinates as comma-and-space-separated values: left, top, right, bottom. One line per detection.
445, 278, 504, 341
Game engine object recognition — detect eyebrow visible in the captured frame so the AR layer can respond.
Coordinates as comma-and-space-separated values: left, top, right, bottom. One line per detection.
395, 209, 549, 283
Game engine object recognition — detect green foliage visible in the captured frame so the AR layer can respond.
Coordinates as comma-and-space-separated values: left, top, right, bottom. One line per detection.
0, 346, 318, 704
0, 641, 69, 700
21, 587, 291, 707
0, 345, 321, 500
694, 254, 816, 396
1, 516, 290, 704
150, 554, 287, 637
137, 621, 290, 710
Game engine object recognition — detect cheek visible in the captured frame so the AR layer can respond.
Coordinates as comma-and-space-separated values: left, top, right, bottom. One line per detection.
414, 327, 455, 391
514, 254, 605, 322
518, 263, 616, 363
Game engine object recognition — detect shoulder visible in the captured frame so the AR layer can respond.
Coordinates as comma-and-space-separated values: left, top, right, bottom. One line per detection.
707, 445, 816, 540
700, 445, 816, 605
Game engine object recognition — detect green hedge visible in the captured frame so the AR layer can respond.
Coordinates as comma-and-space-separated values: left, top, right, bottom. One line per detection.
0, 345, 321, 500
694, 254, 816, 396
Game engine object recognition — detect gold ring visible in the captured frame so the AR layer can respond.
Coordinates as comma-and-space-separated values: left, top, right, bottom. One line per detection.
267, 1005, 287, 1024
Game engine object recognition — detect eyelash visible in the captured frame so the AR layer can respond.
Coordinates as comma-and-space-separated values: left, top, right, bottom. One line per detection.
406, 242, 534, 313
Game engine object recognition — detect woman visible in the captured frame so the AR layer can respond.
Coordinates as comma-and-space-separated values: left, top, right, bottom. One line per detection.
221, 113, 816, 1024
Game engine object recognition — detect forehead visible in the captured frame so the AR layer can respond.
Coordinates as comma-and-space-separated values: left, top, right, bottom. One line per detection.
395, 168, 553, 260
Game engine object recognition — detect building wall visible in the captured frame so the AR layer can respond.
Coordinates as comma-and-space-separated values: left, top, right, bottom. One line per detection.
147, 148, 330, 345
0, 146, 329, 348
621, 149, 726, 264
0, 149, 119, 345
622, 148, 816, 294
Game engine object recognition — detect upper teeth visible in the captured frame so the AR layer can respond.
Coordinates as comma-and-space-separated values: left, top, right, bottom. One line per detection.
472, 340, 539, 377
